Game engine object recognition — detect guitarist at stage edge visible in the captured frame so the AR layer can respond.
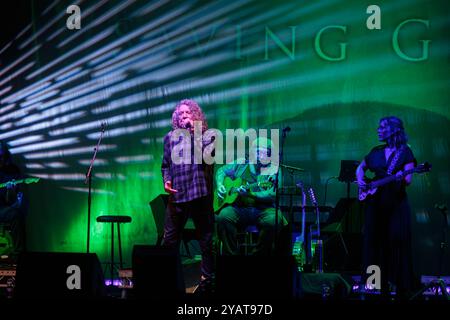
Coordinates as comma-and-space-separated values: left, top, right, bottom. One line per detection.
356, 116, 417, 300
0, 141, 26, 261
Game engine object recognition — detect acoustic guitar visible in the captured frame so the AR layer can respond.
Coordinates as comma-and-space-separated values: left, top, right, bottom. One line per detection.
213, 176, 273, 213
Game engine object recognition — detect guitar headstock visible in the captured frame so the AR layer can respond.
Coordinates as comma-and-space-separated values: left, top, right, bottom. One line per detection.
308, 187, 318, 206
416, 162, 432, 174
25, 177, 40, 184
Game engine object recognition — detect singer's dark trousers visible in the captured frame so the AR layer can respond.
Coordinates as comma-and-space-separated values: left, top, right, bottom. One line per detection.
163, 195, 214, 280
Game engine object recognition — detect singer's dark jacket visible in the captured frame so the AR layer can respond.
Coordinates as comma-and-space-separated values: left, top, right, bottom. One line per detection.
161, 129, 214, 203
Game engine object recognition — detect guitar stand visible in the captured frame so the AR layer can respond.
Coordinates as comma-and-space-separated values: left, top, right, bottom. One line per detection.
410, 204, 449, 300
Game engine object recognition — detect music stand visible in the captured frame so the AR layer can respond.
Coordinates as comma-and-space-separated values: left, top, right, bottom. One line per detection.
85, 123, 106, 253
338, 160, 360, 200
410, 204, 449, 300
273, 127, 290, 255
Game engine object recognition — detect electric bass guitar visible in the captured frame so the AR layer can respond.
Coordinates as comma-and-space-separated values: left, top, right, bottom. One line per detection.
358, 162, 431, 201
0, 177, 40, 189
213, 176, 273, 213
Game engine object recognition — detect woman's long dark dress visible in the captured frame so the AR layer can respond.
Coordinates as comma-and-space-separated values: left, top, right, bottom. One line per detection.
363, 145, 416, 298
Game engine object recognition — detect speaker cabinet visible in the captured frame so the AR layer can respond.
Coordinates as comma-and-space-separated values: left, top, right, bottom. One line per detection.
322, 233, 363, 273
298, 273, 352, 300
132, 245, 185, 299
15, 252, 105, 299
216, 255, 297, 299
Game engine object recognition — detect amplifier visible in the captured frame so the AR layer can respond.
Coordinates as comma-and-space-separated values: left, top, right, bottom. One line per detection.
118, 268, 133, 289
0, 266, 16, 298
0, 269, 16, 277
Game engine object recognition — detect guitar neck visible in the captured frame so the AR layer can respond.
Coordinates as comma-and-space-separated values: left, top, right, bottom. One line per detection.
243, 180, 268, 190
371, 168, 416, 188
0, 179, 26, 188
248, 181, 261, 188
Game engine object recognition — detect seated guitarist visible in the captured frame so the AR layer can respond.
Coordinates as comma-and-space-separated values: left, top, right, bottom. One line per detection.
215, 137, 286, 255
356, 116, 416, 300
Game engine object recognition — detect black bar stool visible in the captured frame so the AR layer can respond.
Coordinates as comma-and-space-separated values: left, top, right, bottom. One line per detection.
96, 215, 132, 284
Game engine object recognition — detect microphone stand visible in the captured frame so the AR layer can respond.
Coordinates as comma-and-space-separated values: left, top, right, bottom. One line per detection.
274, 127, 289, 255
281, 165, 304, 256
85, 123, 106, 253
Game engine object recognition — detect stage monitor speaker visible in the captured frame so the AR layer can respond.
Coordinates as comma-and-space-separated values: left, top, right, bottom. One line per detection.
15, 252, 105, 299
216, 255, 298, 299
330, 198, 364, 234
299, 273, 352, 300
132, 245, 185, 299
321, 198, 364, 273
323, 233, 363, 273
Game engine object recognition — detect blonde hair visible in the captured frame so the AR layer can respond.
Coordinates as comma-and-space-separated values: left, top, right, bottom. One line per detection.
171, 99, 208, 132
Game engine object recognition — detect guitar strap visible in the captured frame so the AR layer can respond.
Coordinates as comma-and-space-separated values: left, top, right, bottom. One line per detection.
237, 163, 258, 185
386, 147, 404, 175
235, 162, 249, 179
